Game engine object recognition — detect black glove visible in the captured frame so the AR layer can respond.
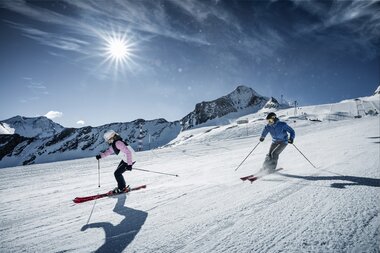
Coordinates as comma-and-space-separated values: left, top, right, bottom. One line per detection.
126, 164, 133, 171
259, 137, 265, 142
288, 138, 294, 144
96, 155, 101, 160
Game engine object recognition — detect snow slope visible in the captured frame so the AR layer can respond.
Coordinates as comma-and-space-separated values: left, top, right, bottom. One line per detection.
0, 115, 379, 252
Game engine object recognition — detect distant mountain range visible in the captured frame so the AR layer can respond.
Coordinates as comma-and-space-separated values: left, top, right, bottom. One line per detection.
0, 85, 312, 168
0, 118, 181, 168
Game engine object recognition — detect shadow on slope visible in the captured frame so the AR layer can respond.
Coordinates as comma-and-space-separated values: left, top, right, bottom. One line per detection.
367, 136, 380, 144
280, 173, 380, 189
81, 194, 148, 253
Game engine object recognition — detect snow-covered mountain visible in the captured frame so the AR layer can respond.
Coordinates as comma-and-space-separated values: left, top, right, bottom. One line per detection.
259, 96, 291, 113
0, 85, 273, 168
180, 86, 268, 130
1, 116, 64, 138
0, 118, 181, 168
263, 97, 280, 109
167, 91, 380, 147
374, 85, 380, 95
1, 85, 378, 169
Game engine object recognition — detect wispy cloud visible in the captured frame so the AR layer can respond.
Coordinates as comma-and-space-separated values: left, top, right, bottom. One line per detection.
76, 120, 85, 125
27, 82, 46, 90
0, 0, 215, 79
168, 0, 242, 31
0, 0, 274, 54
5, 20, 90, 53
19, 78, 49, 103
1, 0, 74, 26
291, 0, 380, 58
2, 0, 378, 70
65, 0, 212, 46
27, 79, 47, 93
45, 111, 63, 119
0, 0, 289, 66
1, 0, 211, 51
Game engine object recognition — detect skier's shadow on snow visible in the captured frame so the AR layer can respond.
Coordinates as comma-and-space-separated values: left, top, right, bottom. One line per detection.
280, 173, 380, 189
81, 194, 148, 253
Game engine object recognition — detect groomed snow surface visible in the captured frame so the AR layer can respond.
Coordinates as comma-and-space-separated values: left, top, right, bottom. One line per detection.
1, 116, 379, 253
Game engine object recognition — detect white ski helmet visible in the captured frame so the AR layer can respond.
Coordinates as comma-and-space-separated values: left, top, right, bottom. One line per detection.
103, 130, 117, 142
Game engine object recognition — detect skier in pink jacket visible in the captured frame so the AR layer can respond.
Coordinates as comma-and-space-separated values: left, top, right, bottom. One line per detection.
96, 130, 134, 193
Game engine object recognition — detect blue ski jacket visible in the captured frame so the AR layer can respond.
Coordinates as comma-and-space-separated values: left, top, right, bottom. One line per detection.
261, 119, 295, 143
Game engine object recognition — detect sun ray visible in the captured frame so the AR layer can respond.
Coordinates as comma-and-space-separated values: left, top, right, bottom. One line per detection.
95, 28, 139, 77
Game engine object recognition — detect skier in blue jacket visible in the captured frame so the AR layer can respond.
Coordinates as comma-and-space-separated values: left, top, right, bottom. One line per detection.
260, 112, 295, 171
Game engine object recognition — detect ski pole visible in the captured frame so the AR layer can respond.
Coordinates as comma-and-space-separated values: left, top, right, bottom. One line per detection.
235, 141, 261, 171
133, 167, 179, 177
292, 143, 317, 169
98, 160, 101, 187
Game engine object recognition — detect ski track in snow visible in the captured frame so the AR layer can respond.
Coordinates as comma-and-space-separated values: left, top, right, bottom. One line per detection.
0, 117, 379, 253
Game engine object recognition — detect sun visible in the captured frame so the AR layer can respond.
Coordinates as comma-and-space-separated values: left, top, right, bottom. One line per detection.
98, 30, 138, 74
107, 38, 130, 60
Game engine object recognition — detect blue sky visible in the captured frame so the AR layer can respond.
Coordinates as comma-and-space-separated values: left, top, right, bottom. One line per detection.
0, 0, 379, 127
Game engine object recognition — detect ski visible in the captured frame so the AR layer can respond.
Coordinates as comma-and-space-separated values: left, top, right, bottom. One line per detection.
247, 176, 259, 183
240, 168, 284, 183
73, 185, 147, 204
240, 174, 254, 181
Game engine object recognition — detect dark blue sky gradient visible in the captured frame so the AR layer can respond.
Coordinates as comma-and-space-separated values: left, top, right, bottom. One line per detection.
0, 0, 379, 127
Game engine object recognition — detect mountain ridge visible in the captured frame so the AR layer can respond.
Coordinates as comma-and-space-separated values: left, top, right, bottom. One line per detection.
1, 85, 378, 168
1, 85, 269, 167
1, 115, 64, 138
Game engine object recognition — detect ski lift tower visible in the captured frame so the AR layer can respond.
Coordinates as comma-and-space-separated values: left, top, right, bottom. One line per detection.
148, 134, 151, 150
138, 123, 143, 151
294, 100, 298, 116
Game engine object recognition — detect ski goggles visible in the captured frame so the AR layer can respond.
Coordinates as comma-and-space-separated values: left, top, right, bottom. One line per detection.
107, 137, 115, 144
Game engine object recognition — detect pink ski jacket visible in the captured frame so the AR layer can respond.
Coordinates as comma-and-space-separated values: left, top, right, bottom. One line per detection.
100, 140, 133, 165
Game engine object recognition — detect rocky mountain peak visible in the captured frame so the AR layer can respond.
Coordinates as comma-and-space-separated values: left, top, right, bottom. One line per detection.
1, 115, 64, 138
263, 97, 280, 109
180, 85, 268, 130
